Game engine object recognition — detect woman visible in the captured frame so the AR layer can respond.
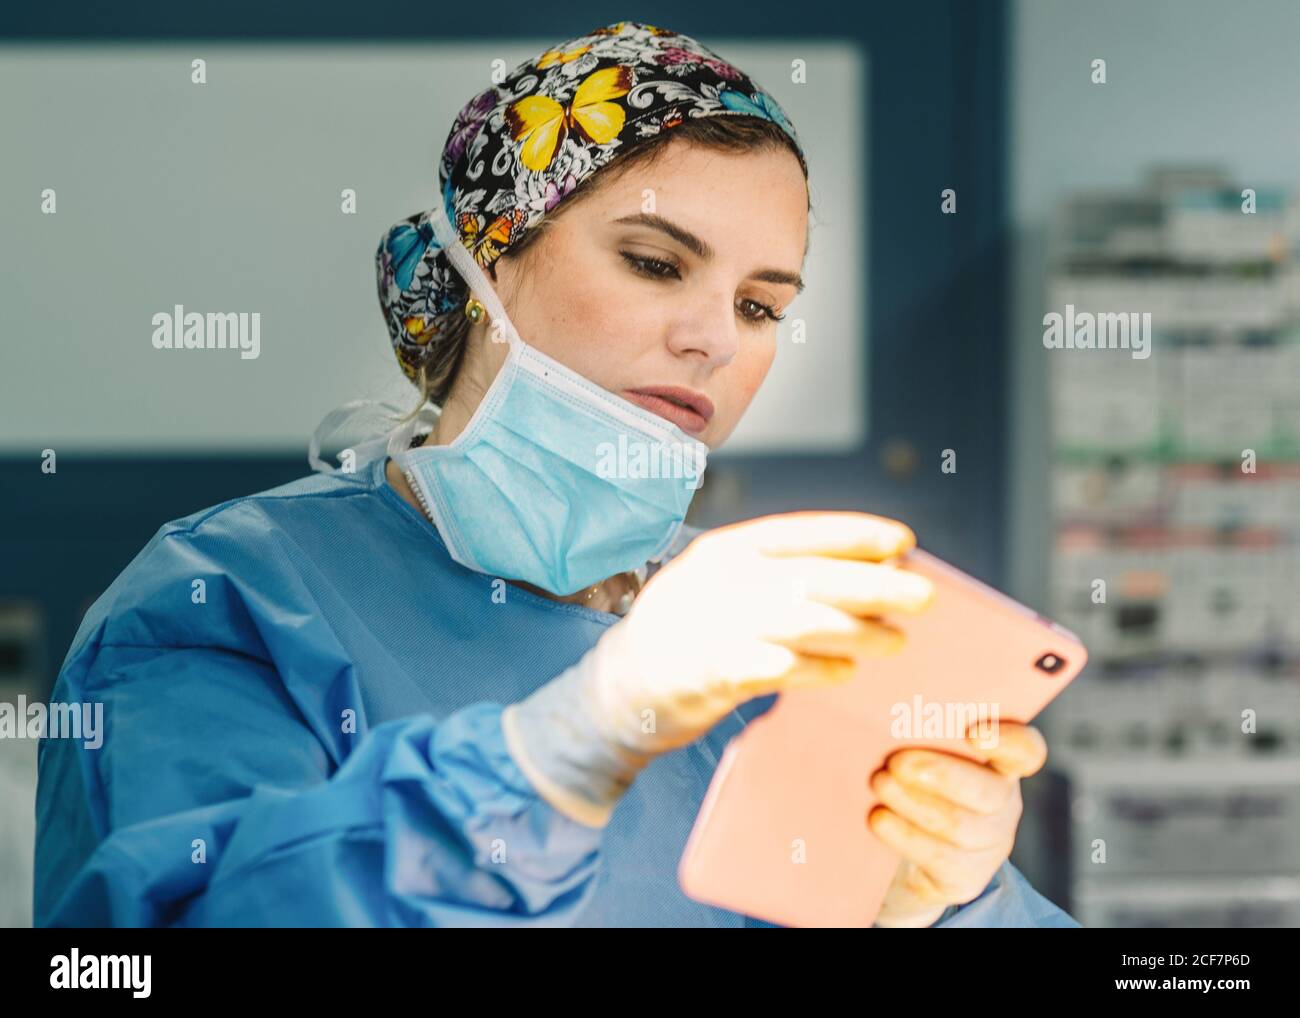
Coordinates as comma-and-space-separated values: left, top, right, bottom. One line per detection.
35, 21, 1076, 928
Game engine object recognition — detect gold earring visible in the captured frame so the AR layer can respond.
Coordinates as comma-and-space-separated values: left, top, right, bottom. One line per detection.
464, 298, 487, 324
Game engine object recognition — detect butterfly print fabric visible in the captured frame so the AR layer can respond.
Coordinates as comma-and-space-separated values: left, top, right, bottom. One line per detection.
375, 20, 806, 382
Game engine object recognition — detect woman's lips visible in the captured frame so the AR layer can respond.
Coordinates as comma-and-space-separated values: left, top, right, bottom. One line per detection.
623, 388, 713, 435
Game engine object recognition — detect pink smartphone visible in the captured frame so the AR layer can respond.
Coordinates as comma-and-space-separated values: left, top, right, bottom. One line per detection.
677, 546, 1087, 927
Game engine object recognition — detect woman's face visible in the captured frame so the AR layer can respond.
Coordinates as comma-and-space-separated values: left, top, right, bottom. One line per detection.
490, 141, 809, 448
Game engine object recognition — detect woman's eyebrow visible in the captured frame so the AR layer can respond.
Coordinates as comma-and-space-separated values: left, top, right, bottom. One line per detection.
751, 267, 805, 293
612, 212, 805, 293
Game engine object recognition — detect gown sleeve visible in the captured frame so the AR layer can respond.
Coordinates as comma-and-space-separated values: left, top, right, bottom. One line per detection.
35, 642, 605, 927
932, 860, 1081, 928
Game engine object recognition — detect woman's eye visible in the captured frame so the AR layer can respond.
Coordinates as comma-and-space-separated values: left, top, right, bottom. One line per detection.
737, 298, 785, 325
621, 250, 784, 326
620, 251, 680, 279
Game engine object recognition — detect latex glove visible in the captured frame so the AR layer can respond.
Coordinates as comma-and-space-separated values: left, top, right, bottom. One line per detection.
869, 720, 1048, 927
501, 512, 935, 828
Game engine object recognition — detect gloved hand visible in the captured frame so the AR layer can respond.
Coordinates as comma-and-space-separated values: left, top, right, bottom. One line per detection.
869, 720, 1048, 927
501, 511, 934, 828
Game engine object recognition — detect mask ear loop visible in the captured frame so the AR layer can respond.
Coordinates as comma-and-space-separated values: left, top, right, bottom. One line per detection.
385, 404, 440, 458
308, 398, 414, 474
426, 198, 523, 351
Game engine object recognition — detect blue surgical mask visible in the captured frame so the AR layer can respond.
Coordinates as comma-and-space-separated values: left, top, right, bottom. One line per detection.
388, 198, 708, 596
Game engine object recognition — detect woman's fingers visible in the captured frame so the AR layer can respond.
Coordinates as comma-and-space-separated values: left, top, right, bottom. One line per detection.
869, 768, 1013, 851
712, 639, 857, 699
961, 720, 1048, 779
691, 599, 908, 705
758, 599, 906, 659
774, 557, 934, 616
885, 748, 1018, 814
868, 806, 1011, 904
708, 511, 917, 562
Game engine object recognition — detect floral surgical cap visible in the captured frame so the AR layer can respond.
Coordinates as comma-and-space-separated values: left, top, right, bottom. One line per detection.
375, 20, 806, 382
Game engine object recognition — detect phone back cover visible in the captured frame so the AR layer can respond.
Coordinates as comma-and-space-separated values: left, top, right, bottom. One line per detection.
676, 548, 1087, 927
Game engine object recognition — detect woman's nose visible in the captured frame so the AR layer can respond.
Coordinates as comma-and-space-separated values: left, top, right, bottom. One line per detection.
666, 291, 740, 366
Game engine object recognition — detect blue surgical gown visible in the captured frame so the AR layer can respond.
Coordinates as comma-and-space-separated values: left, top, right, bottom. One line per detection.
34, 455, 1080, 927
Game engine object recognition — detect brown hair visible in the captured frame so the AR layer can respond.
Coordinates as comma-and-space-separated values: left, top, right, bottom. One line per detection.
405, 114, 809, 417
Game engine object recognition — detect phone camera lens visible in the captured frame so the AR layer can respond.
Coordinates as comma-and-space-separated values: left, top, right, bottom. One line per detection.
1035, 652, 1066, 674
